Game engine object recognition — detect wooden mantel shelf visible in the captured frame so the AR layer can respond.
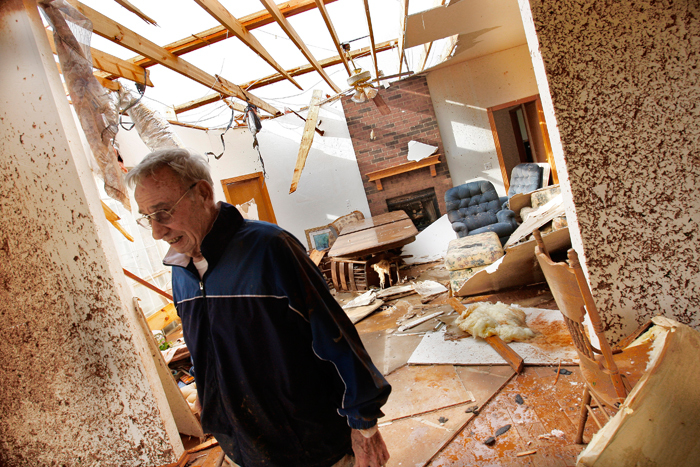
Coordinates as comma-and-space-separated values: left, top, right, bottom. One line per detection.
366, 154, 441, 191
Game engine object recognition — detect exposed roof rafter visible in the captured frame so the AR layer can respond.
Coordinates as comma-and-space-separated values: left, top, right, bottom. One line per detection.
193, 0, 303, 90
46, 28, 153, 87
397, 0, 409, 74
362, 0, 380, 80
314, 0, 351, 76
66, 0, 281, 116
259, 0, 342, 93
174, 39, 397, 115
103, 0, 338, 78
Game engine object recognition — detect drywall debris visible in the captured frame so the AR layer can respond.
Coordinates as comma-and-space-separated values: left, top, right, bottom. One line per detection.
407, 140, 438, 161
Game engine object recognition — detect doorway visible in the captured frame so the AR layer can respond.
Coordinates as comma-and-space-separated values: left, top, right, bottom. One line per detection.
487, 95, 559, 192
221, 172, 277, 224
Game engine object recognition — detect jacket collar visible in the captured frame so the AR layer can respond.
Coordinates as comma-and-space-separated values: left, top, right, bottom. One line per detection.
163, 202, 244, 270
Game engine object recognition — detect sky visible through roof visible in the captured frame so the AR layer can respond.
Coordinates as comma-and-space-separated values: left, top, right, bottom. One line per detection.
77, 0, 445, 128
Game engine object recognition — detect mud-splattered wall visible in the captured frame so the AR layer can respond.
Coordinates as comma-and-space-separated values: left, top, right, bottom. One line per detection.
524, 0, 700, 341
0, 2, 180, 465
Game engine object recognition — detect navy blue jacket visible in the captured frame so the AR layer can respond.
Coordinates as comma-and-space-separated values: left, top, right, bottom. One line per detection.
165, 203, 391, 467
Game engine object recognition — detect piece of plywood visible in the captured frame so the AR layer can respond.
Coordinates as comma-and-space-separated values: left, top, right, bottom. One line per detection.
456, 227, 571, 297
147, 303, 181, 332
344, 300, 384, 324
401, 214, 453, 264
504, 195, 564, 248
408, 307, 578, 365
578, 317, 700, 467
289, 89, 323, 193
133, 300, 203, 438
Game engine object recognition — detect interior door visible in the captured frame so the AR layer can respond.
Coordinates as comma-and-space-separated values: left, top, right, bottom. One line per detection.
221, 172, 277, 224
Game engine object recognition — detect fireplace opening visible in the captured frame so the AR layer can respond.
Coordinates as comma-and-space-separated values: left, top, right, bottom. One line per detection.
386, 188, 440, 231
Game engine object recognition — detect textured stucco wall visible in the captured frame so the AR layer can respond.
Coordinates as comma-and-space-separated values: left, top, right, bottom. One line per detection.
525, 0, 700, 340
427, 44, 538, 196
0, 1, 180, 464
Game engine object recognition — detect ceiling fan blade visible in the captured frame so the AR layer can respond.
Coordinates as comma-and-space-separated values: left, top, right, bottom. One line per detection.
372, 93, 391, 115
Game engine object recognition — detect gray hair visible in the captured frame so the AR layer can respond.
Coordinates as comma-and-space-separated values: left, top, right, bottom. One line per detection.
125, 148, 213, 189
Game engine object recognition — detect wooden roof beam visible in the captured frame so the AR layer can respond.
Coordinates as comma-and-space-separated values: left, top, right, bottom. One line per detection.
363, 0, 380, 80
398, 0, 409, 74
67, 1, 281, 116
174, 39, 397, 115
259, 0, 341, 93
46, 28, 152, 86
123, 0, 338, 71
193, 0, 302, 90
314, 0, 351, 76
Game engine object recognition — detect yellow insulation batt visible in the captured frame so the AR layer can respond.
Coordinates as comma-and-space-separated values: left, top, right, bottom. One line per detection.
455, 301, 535, 343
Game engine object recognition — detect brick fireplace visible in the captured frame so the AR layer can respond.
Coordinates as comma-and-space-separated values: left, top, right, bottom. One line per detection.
342, 75, 453, 224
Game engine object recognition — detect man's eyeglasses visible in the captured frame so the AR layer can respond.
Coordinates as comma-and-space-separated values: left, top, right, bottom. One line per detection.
136, 183, 197, 229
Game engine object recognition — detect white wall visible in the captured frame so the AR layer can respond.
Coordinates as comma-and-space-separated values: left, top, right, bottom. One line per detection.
426, 44, 539, 196
118, 101, 370, 248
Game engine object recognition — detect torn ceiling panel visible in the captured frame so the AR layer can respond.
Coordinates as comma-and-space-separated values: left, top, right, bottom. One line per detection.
404, 0, 526, 60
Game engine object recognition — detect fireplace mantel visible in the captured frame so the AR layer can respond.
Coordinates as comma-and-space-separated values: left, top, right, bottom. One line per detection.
366, 154, 441, 191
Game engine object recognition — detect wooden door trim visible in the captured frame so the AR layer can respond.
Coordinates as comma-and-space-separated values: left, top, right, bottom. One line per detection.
220, 172, 277, 224
535, 98, 559, 184
487, 109, 510, 193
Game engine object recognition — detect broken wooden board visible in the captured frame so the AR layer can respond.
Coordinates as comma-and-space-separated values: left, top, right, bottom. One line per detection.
376, 284, 416, 300
577, 317, 700, 467
408, 307, 578, 366
133, 300, 203, 439
504, 195, 564, 248
456, 227, 571, 297
289, 89, 323, 193
344, 299, 384, 324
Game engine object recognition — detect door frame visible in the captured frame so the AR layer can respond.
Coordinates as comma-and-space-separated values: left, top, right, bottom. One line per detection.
487, 94, 559, 192
220, 172, 277, 224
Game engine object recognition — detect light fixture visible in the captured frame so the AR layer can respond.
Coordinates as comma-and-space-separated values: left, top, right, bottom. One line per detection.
351, 89, 367, 103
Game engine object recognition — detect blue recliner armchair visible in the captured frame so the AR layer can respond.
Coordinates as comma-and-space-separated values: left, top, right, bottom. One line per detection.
445, 180, 519, 245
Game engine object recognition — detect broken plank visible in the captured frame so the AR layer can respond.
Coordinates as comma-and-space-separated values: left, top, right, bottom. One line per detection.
485, 335, 524, 374
289, 89, 323, 193
398, 311, 445, 332
448, 297, 524, 373
123, 268, 173, 301
362, 0, 380, 80
345, 300, 384, 324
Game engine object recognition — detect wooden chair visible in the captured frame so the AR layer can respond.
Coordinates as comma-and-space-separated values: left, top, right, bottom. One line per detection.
533, 230, 653, 444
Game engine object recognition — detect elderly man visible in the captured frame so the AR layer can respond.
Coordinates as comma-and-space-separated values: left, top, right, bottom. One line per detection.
126, 148, 391, 467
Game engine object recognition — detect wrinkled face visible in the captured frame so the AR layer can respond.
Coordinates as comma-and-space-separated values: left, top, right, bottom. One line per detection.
134, 167, 212, 260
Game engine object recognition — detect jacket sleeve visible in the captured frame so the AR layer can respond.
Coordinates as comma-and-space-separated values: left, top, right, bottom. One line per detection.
268, 232, 391, 429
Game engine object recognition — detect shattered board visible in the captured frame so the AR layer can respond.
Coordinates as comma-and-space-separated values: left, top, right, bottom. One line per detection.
408, 307, 578, 365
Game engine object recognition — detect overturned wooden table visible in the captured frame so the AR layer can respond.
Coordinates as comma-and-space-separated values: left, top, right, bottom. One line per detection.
328, 211, 419, 291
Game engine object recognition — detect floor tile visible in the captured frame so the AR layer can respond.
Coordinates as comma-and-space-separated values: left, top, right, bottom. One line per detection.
383, 365, 474, 421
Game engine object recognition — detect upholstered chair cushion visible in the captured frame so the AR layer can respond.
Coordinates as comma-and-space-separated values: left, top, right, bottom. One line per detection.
445, 180, 518, 244
508, 163, 544, 198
